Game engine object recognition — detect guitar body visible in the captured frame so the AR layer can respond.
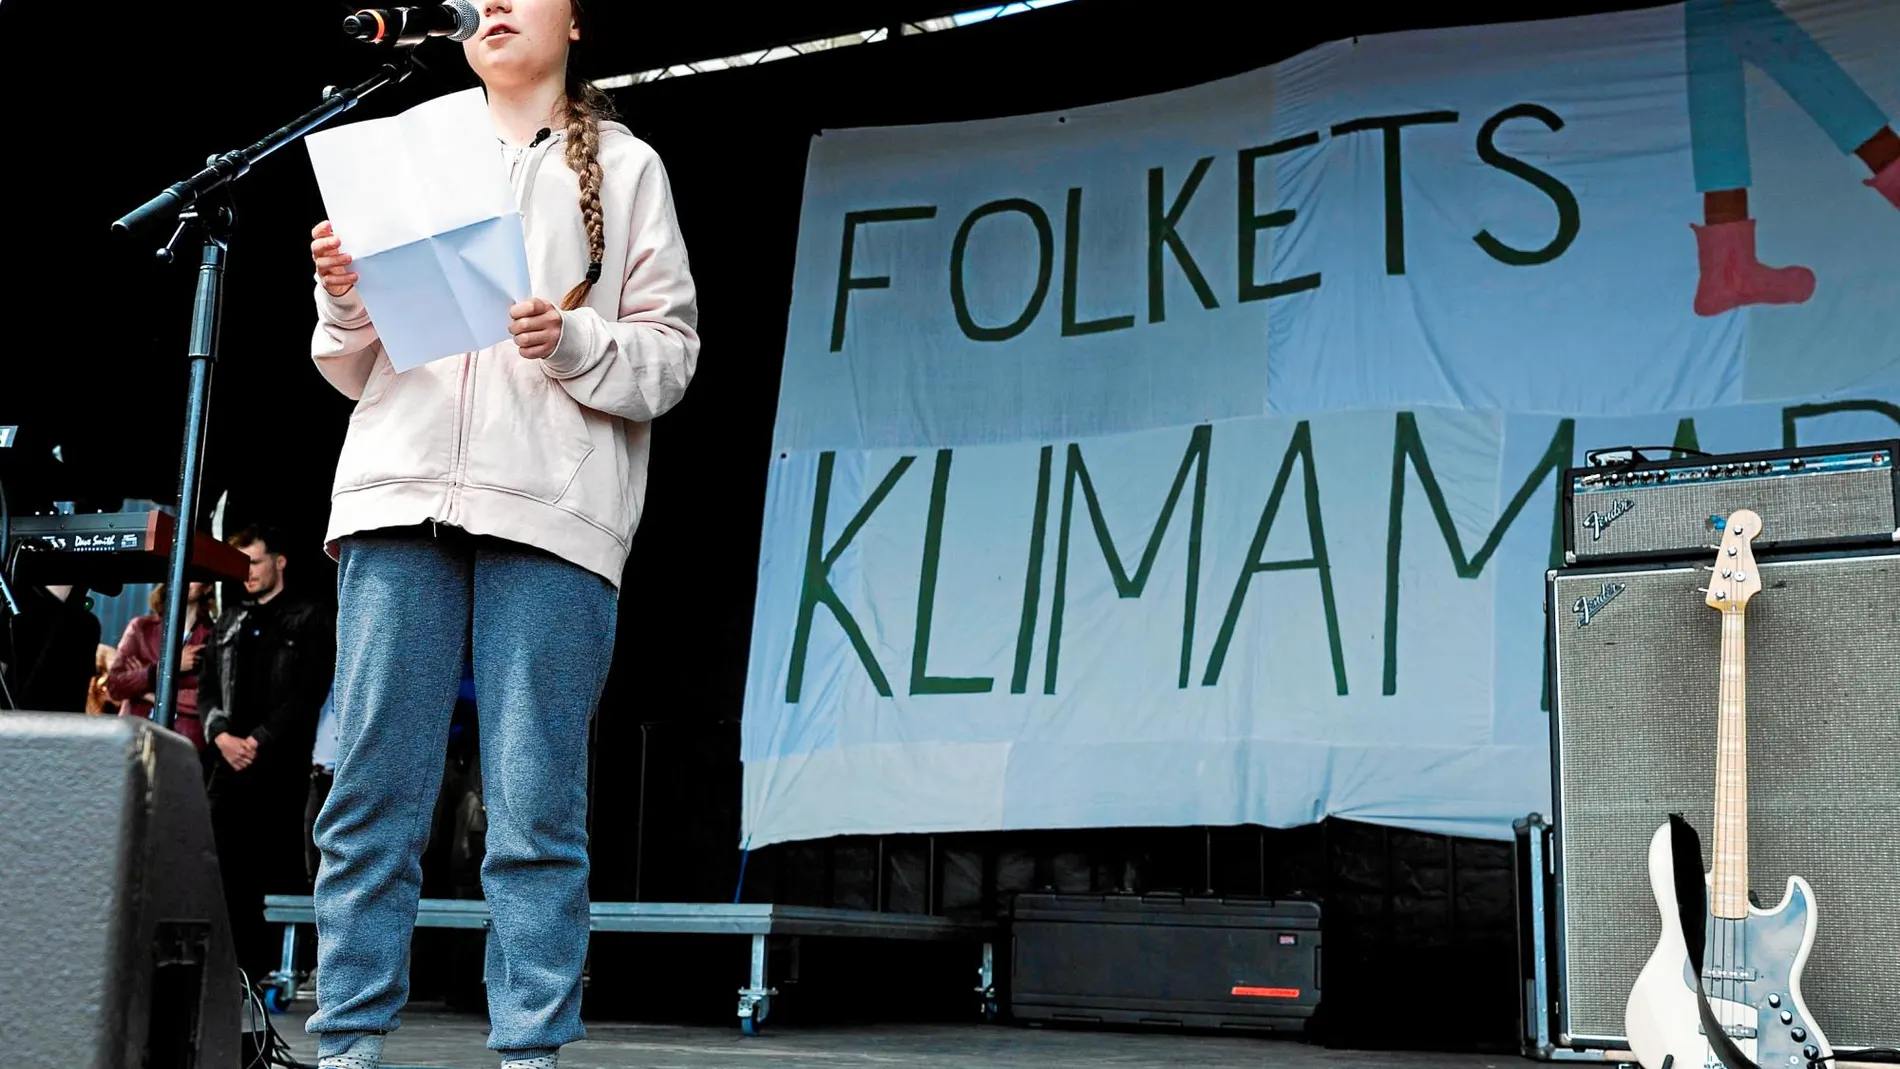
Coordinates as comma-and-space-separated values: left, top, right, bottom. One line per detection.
1626, 822, 1833, 1069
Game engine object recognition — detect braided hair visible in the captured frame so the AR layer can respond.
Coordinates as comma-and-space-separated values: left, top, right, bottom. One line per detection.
559, 0, 616, 311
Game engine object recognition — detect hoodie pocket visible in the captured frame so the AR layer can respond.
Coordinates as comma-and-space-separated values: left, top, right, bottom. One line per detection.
332, 358, 461, 491
463, 354, 594, 505
351, 357, 397, 415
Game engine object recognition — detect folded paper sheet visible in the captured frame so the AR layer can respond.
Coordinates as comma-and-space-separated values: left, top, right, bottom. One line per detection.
305, 88, 530, 372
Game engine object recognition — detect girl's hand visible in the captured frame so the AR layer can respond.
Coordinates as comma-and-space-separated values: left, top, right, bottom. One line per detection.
509, 298, 564, 360
312, 221, 358, 297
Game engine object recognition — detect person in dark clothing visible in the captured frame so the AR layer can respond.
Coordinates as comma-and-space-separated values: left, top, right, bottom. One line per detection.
1, 583, 102, 713
199, 524, 336, 990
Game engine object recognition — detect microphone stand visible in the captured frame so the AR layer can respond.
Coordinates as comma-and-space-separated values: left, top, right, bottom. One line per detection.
113, 49, 425, 733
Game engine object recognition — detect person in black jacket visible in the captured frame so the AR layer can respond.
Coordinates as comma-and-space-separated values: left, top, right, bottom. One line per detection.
200, 523, 336, 990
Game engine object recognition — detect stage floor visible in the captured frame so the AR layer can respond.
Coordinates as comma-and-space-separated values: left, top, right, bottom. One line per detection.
279, 1004, 1508, 1069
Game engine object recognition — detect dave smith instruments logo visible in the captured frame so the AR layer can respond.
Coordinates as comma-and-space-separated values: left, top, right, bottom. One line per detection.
1572, 582, 1626, 627
1583, 498, 1636, 541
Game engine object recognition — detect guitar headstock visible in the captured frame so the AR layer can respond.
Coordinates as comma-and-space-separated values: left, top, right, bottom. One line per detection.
1707, 508, 1763, 612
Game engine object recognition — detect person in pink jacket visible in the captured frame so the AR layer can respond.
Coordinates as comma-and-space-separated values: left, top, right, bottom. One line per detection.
301, 2, 699, 1066
107, 581, 217, 751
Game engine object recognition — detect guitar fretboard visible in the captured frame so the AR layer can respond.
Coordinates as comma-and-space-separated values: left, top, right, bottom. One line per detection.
1711, 608, 1749, 920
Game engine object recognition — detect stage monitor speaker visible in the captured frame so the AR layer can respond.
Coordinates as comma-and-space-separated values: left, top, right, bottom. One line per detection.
0, 713, 242, 1069
1546, 550, 1900, 1052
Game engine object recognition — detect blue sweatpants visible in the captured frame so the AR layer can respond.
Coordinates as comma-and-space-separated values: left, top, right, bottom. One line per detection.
307, 528, 618, 1059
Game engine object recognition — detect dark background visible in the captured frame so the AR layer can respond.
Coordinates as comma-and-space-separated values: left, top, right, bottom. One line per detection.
0, 0, 1665, 1048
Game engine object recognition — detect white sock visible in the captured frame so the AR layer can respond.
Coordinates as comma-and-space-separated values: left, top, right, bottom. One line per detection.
319, 1033, 384, 1069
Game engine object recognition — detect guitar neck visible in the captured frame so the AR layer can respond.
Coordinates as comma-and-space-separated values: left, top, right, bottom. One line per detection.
1711, 608, 1750, 919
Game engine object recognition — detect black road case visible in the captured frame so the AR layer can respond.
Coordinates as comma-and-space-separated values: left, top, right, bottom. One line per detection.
1008, 892, 1321, 1033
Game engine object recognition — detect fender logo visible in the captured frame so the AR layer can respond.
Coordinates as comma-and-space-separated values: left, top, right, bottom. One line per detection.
1583, 498, 1636, 541
1572, 582, 1626, 627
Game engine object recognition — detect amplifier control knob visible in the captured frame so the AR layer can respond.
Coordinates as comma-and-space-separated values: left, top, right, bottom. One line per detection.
1790, 458, 1805, 470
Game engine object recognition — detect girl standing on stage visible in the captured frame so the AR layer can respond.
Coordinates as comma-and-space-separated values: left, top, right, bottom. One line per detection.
304, 0, 699, 1065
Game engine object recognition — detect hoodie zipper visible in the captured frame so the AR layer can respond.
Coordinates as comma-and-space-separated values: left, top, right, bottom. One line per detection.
440, 132, 562, 530
444, 353, 472, 527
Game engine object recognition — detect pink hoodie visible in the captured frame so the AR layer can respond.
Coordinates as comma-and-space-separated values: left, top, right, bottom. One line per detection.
312, 120, 700, 587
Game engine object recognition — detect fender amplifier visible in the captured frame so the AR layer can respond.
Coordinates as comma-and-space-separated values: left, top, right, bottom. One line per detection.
1545, 550, 1900, 1051
1562, 441, 1897, 566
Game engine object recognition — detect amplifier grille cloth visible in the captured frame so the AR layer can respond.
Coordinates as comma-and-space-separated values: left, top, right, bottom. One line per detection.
1551, 554, 1900, 1048
1570, 469, 1894, 561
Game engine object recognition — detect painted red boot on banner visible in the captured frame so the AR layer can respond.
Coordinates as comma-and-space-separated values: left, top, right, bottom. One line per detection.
1690, 219, 1815, 317
1865, 157, 1900, 210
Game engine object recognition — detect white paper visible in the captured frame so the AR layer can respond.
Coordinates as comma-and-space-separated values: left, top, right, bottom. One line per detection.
305, 88, 531, 372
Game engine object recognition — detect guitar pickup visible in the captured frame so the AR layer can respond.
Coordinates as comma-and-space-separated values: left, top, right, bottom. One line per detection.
1701, 967, 1759, 982
1698, 1023, 1760, 1040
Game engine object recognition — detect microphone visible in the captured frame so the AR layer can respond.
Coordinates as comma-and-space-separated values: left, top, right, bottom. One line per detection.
343, 2, 480, 46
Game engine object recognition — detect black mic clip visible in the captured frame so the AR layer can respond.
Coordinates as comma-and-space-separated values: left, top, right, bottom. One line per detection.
155, 196, 236, 266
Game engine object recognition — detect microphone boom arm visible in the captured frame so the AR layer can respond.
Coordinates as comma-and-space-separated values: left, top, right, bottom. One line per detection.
112, 53, 423, 240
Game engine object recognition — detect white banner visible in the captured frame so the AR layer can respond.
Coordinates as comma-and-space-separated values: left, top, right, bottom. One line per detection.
742, 0, 1900, 847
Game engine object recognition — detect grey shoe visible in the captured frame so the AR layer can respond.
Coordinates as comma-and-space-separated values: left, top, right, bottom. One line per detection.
318, 1034, 384, 1069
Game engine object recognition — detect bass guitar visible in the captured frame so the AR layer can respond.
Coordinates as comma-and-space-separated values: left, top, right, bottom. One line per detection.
1624, 509, 1832, 1069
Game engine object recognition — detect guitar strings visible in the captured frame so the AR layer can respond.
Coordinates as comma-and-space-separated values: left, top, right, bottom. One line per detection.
1728, 607, 1739, 1053
1717, 606, 1744, 1055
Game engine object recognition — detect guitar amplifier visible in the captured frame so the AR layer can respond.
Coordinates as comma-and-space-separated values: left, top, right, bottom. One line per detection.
1545, 549, 1900, 1052
1562, 441, 1898, 566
